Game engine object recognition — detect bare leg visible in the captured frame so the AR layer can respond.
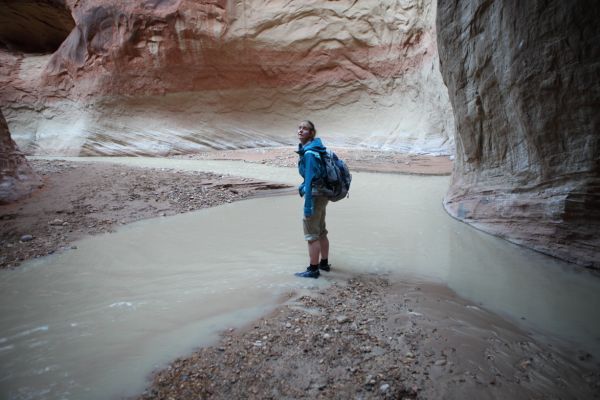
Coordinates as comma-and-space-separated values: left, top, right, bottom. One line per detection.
319, 235, 329, 260
308, 240, 320, 265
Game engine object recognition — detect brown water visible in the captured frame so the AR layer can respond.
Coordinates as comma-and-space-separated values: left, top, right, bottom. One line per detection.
2, 158, 599, 400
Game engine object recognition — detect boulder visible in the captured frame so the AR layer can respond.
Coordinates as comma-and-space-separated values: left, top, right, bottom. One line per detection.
0, 108, 42, 204
437, 0, 600, 268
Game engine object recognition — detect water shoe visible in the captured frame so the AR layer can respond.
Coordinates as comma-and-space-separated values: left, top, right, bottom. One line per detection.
319, 263, 331, 272
295, 267, 320, 278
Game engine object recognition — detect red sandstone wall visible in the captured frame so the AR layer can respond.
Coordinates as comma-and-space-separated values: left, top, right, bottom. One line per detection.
0, 0, 454, 155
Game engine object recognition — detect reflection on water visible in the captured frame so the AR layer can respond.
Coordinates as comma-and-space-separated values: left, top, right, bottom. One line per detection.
2, 157, 599, 400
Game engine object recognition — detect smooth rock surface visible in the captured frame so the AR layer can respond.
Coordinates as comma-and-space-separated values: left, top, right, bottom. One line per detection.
437, 0, 600, 268
0, 109, 41, 204
0, 0, 454, 156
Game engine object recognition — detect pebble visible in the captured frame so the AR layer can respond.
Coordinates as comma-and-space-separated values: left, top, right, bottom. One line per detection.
49, 219, 64, 226
435, 359, 447, 366
335, 315, 350, 324
379, 383, 390, 393
20, 234, 33, 242
519, 359, 532, 369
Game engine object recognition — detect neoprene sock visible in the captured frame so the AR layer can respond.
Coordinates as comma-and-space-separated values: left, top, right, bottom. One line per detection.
309, 264, 319, 271
319, 259, 329, 266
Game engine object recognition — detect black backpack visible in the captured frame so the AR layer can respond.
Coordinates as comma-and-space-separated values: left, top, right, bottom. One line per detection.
306, 149, 352, 201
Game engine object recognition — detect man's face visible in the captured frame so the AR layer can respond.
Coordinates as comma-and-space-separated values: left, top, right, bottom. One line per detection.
298, 124, 313, 144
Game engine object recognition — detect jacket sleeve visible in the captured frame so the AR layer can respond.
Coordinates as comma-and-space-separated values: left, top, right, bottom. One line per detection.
303, 152, 317, 217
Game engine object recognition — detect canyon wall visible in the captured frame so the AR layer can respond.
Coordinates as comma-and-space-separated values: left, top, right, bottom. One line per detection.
0, 109, 41, 204
437, 1, 600, 268
0, 0, 454, 156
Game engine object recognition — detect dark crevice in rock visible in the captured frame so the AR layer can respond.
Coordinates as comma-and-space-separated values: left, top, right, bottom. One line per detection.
0, 0, 75, 53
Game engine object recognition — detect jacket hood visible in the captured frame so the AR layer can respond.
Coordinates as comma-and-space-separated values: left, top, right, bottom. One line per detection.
296, 138, 326, 155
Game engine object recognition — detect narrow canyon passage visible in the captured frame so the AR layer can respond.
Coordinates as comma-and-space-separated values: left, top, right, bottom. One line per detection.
0, 0, 597, 397
0, 159, 598, 400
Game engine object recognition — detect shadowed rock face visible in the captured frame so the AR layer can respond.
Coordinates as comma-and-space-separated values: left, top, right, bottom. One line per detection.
0, 0, 454, 155
0, 109, 41, 204
437, 0, 600, 268
0, 0, 75, 52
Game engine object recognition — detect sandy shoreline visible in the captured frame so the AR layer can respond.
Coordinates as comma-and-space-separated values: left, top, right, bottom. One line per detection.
172, 147, 454, 176
0, 158, 292, 269
1, 152, 598, 399
0, 149, 450, 269
139, 275, 599, 399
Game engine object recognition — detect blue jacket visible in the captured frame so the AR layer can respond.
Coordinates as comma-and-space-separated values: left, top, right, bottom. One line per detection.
297, 138, 327, 217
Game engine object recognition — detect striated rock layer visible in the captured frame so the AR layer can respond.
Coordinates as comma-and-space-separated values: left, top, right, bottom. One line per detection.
0, 0, 454, 156
438, 1, 600, 268
0, 109, 41, 204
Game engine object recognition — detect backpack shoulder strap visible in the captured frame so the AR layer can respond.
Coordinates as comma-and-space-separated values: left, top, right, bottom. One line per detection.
304, 150, 322, 159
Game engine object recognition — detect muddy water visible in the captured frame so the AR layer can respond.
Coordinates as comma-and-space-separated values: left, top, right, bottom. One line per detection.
2, 158, 600, 400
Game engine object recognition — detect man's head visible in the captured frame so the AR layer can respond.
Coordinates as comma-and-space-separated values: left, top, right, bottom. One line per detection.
298, 120, 316, 145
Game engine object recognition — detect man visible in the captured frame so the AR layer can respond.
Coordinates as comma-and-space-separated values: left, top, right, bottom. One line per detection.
295, 120, 331, 278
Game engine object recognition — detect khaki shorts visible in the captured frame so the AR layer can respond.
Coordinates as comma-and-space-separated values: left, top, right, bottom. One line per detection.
303, 196, 329, 241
